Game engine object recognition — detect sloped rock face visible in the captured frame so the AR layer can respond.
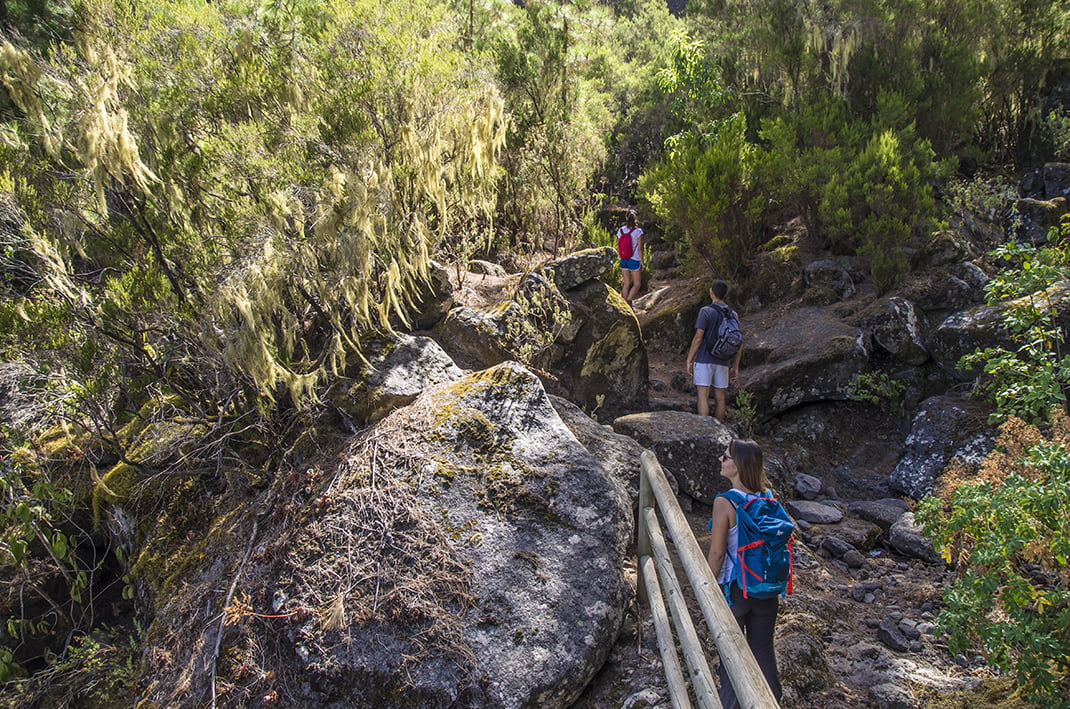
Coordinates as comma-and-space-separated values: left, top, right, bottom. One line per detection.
611, 410, 731, 504
550, 395, 645, 505
632, 278, 709, 355
888, 394, 995, 499
136, 363, 633, 708
863, 297, 930, 366
738, 307, 869, 419
410, 260, 456, 330
929, 279, 1070, 376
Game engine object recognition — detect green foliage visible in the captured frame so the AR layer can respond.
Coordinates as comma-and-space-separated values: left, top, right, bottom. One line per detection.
0, 441, 86, 682
960, 229, 1070, 425
730, 388, 757, 437
762, 96, 950, 290
0, 621, 143, 706
502, 277, 573, 367
0, 0, 506, 418
1042, 109, 1070, 162
916, 414, 1070, 707
846, 371, 906, 417
492, 1, 614, 254
639, 35, 762, 272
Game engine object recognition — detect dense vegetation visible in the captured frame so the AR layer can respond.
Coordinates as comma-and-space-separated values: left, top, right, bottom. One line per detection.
0, 0, 1067, 702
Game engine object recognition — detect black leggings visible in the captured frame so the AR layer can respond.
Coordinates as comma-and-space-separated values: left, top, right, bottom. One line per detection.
717, 583, 782, 709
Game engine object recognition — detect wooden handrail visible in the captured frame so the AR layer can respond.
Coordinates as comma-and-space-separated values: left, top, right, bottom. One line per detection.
638, 449, 781, 709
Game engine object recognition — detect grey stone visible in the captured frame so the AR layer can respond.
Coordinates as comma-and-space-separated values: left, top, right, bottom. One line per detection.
869, 682, 914, 709
888, 512, 942, 564
794, 472, 823, 500
1009, 196, 1068, 245
470, 259, 508, 277
327, 333, 463, 425
876, 619, 911, 652
136, 363, 633, 708
803, 258, 856, 301
848, 499, 909, 532
1044, 162, 1070, 200
869, 297, 930, 365
843, 550, 865, 568
611, 411, 732, 504
785, 500, 843, 524
410, 259, 456, 330
820, 536, 855, 558
898, 619, 921, 640
737, 306, 869, 420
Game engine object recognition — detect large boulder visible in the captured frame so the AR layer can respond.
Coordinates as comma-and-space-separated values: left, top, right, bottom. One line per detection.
611, 410, 731, 504
928, 279, 1070, 376
433, 251, 648, 416
737, 307, 870, 419
551, 279, 648, 416
854, 297, 930, 366
541, 246, 616, 291
550, 395, 645, 505
802, 258, 856, 304
326, 333, 463, 425
897, 264, 988, 314
435, 304, 514, 371
888, 512, 942, 564
136, 362, 633, 708
888, 394, 995, 499
633, 278, 709, 355
1008, 196, 1068, 245
1044, 162, 1070, 199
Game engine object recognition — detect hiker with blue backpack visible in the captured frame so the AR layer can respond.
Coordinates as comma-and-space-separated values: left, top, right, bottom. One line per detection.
707, 438, 793, 709
616, 210, 643, 304
685, 279, 743, 421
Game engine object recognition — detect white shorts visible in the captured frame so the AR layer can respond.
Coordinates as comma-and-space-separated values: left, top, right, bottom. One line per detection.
694, 362, 729, 389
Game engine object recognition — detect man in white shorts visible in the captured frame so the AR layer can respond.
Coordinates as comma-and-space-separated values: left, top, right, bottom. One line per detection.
685, 280, 743, 421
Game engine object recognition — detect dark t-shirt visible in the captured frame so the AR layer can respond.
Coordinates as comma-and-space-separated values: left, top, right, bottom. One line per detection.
695, 303, 736, 366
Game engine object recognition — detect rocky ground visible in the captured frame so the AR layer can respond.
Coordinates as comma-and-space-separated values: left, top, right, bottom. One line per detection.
448, 263, 1017, 709
573, 275, 1004, 708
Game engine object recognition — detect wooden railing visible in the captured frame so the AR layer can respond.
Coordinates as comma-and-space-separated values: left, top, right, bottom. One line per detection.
637, 449, 781, 709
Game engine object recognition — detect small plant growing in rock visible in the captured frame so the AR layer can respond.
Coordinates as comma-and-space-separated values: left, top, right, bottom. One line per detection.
730, 388, 758, 436
846, 371, 906, 417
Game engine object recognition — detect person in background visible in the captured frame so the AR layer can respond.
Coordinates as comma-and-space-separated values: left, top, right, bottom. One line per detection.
685, 280, 742, 421
706, 438, 783, 708
616, 210, 643, 303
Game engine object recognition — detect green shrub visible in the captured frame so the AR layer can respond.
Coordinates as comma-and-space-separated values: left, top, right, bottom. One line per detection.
916, 413, 1070, 707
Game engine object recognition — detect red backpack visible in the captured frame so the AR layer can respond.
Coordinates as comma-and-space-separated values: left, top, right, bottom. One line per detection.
617, 227, 633, 259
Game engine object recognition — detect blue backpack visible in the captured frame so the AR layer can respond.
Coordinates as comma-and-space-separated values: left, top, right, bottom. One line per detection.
719, 489, 795, 599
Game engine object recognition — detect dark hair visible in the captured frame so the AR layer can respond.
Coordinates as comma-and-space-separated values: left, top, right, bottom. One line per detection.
729, 439, 768, 493
625, 210, 637, 228
711, 280, 728, 300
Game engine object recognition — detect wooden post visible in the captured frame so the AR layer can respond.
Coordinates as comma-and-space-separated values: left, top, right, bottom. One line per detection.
640, 555, 692, 709
637, 453, 654, 605
643, 507, 722, 709
640, 450, 781, 709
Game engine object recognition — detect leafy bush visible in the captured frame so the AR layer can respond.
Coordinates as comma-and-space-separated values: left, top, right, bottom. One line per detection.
846, 371, 906, 417
960, 228, 1070, 425
917, 413, 1070, 707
